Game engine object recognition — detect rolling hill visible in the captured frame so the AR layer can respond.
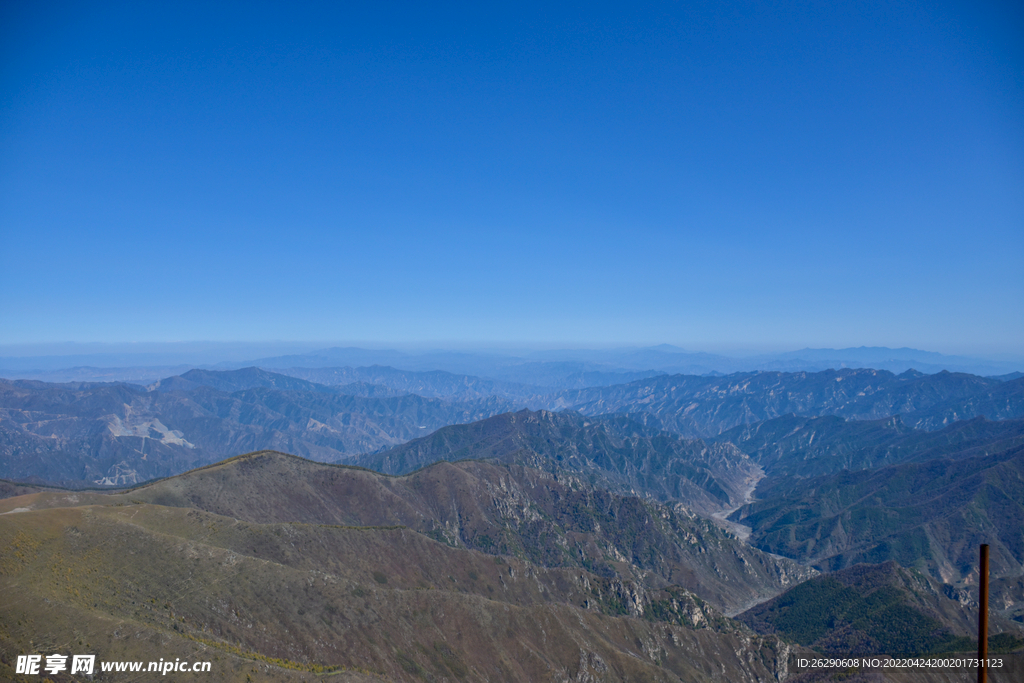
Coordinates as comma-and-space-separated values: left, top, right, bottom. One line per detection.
0, 450, 819, 682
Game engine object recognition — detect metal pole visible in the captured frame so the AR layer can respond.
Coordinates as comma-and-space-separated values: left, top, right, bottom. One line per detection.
978, 543, 989, 683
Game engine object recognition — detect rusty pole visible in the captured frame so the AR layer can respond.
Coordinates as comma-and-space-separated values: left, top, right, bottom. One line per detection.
978, 543, 989, 683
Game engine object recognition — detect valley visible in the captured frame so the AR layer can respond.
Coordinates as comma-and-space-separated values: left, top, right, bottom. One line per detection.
1, 362, 1022, 681
710, 465, 763, 542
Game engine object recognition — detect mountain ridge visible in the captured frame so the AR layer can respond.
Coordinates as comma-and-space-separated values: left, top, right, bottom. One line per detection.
553, 369, 1024, 437
0, 376, 518, 486
352, 409, 759, 516
0, 448, 815, 615
0, 482, 798, 682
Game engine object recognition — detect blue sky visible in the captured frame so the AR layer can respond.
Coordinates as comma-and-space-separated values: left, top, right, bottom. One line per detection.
1, 1, 1021, 355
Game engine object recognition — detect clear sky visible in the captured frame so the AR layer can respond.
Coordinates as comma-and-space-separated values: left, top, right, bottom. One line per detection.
1, 1, 1021, 355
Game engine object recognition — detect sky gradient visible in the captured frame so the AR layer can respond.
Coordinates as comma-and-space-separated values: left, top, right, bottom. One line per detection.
1, 1, 1022, 355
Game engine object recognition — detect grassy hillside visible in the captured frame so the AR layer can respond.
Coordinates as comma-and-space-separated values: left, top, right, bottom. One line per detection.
0, 461, 804, 682
2, 450, 814, 615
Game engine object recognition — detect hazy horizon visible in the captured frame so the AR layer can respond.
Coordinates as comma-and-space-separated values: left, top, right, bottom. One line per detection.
0, 338, 1021, 357
1, 340, 1022, 377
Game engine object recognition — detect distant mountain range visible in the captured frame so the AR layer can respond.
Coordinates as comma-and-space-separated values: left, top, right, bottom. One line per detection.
276, 365, 550, 401
715, 413, 1024, 482
3, 365, 1023, 593
3, 366, 1022, 489
552, 369, 1024, 437
0, 371, 517, 486
3, 358, 1024, 677
1, 344, 1020, 384
3, 366, 1023, 489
